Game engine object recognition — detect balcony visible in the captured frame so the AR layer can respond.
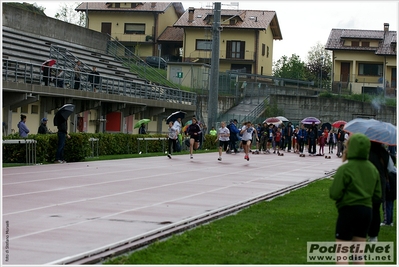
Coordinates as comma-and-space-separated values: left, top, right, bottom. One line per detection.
186, 50, 255, 62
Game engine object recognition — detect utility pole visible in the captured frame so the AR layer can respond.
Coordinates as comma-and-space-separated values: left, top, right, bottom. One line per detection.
207, 2, 221, 131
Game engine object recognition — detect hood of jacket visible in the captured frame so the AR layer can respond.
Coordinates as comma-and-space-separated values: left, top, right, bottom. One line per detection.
346, 133, 370, 160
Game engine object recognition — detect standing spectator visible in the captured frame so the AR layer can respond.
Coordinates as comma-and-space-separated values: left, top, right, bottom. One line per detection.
166, 121, 177, 159
274, 127, 282, 154
42, 63, 51, 86
88, 66, 100, 92
187, 117, 201, 159
336, 124, 346, 157
209, 126, 217, 136
240, 121, 258, 161
381, 155, 396, 226
330, 133, 381, 264
292, 126, 299, 153
259, 122, 269, 153
367, 141, 390, 242
327, 129, 337, 154
308, 127, 316, 156
55, 120, 70, 163
37, 118, 50, 134
297, 124, 307, 155
17, 114, 30, 137
318, 126, 328, 155
74, 60, 83, 90
138, 123, 147, 134
226, 119, 239, 154
215, 121, 230, 161
285, 122, 293, 152
266, 124, 274, 153
54, 68, 65, 88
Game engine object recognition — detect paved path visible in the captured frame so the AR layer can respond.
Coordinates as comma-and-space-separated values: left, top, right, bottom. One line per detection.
2, 151, 343, 265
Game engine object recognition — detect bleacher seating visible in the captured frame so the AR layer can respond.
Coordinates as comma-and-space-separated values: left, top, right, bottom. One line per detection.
2, 26, 146, 84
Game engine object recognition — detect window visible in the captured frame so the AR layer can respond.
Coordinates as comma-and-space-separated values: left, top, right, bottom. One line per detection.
358, 63, 383, 76
226, 41, 245, 59
124, 23, 145, 34
114, 3, 120, 8
31, 105, 38, 114
21, 105, 28, 113
196, 39, 212, 51
267, 46, 269, 58
12, 107, 18, 113
362, 41, 370, 47
351, 41, 359, 47
262, 44, 265, 56
261, 66, 264, 75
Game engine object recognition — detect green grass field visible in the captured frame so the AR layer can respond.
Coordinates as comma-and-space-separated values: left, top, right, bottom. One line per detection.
104, 178, 396, 265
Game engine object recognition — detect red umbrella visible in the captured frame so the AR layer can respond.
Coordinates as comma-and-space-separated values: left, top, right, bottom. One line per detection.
41, 59, 56, 70
263, 117, 282, 126
332, 120, 347, 128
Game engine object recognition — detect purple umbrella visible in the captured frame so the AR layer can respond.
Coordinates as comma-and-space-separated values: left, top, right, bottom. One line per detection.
301, 117, 321, 125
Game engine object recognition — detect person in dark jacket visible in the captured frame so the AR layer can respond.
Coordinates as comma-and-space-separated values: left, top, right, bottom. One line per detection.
138, 124, 147, 134
88, 66, 100, 92
297, 124, 307, 155
55, 120, 70, 163
226, 119, 239, 153
186, 117, 201, 159
367, 141, 390, 241
37, 118, 49, 134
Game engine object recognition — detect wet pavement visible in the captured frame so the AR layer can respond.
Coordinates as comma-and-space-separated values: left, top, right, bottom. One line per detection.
2, 151, 343, 265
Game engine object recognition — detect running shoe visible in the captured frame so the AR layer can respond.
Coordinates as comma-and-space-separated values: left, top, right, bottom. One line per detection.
218, 157, 222, 161
190, 155, 193, 159
167, 154, 172, 159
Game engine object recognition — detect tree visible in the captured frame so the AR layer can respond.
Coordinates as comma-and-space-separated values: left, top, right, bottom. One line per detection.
55, 2, 86, 27
6, 2, 46, 16
306, 42, 332, 90
272, 54, 308, 81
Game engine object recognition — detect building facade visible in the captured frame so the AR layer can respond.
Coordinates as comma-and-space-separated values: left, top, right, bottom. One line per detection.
325, 23, 396, 96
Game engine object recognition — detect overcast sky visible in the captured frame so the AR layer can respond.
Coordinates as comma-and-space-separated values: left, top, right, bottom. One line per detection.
33, 1, 398, 62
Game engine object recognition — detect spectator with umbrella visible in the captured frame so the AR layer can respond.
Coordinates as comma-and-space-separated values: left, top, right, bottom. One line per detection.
42, 59, 56, 86
54, 104, 74, 163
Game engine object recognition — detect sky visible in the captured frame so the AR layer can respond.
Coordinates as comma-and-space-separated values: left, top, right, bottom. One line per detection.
32, 1, 398, 62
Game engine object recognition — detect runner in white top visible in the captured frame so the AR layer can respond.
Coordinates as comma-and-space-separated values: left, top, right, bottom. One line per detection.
215, 121, 230, 161
240, 121, 259, 161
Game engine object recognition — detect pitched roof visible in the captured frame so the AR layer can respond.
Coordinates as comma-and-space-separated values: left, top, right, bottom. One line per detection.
75, 2, 183, 14
325, 28, 396, 56
173, 8, 282, 40
158, 26, 183, 42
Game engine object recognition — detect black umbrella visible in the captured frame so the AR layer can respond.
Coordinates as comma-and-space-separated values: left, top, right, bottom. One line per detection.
54, 104, 75, 126
321, 122, 332, 131
166, 111, 186, 124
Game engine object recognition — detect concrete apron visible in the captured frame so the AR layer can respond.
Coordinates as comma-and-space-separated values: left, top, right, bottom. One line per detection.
2, 151, 343, 265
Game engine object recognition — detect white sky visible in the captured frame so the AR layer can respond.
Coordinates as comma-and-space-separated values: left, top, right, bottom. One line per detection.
32, 1, 398, 62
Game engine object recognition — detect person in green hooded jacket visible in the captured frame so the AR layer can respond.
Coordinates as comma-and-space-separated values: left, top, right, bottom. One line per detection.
329, 133, 381, 263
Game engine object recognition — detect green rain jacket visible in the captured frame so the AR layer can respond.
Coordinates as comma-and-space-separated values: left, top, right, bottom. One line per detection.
329, 133, 381, 210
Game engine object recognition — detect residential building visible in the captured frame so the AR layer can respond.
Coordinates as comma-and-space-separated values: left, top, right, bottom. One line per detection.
325, 23, 396, 96
173, 7, 282, 76
76, 2, 185, 59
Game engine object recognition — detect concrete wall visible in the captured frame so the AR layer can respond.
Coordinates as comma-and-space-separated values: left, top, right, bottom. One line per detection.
198, 94, 396, 126
2, 4, 109, 53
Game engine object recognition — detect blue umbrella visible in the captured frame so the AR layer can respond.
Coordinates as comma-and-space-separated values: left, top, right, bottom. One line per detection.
344, 118, 396, 146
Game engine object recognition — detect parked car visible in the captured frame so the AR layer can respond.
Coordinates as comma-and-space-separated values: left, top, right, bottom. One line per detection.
145, 56, 167, 69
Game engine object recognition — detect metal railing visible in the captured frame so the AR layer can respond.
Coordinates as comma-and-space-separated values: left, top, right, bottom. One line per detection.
106, 35, 178, 89
2, 59, 197, 105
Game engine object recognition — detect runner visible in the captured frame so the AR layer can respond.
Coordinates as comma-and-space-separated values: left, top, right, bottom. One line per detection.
240, 121, 258, 161
215, 121, 230, 161
186, 117, 201, 159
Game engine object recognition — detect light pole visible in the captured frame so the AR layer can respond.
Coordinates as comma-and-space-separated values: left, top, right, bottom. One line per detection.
319, 55, 324, 90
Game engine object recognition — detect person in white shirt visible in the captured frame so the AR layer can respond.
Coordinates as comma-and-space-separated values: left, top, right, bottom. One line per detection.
215, 121, 230, 161
240, 121, 258, 161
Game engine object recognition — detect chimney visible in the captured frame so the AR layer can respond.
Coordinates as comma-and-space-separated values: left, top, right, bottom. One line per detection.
188, 7, 195, 22
151, 3, 156, 8
384, 23, 389, 32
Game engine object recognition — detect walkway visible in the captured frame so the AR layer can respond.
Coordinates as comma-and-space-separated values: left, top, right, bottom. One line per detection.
2, 151, 343, 265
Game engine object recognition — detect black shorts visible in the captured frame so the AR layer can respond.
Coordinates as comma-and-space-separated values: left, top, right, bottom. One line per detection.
219, 140, 229, 151
335, 205, 372, 240
190, 135, 200, 142
241, 140, 251, 145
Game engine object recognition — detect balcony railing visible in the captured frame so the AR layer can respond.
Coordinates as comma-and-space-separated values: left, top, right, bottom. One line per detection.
187, 50, 256, 61
2, 59, 197, 105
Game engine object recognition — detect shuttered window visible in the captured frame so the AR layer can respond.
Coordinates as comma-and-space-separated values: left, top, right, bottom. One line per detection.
226, 41, 245, 59
124, 24, 145, 34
